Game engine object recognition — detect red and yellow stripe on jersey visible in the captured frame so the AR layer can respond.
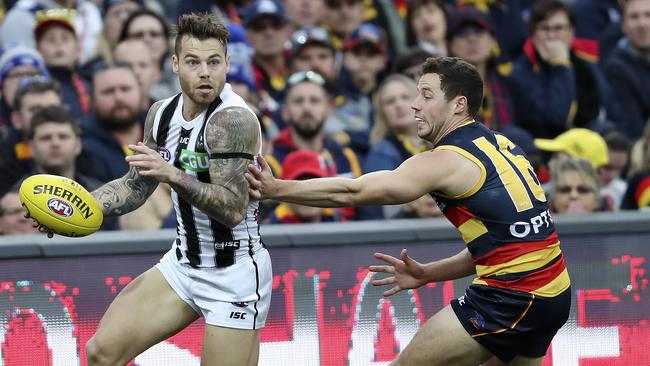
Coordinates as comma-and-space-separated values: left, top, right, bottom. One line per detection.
433, 122, 570, 297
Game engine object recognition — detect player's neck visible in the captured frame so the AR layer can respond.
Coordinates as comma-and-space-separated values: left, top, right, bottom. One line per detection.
181, 94, 209, 121
430, 116, 474, 145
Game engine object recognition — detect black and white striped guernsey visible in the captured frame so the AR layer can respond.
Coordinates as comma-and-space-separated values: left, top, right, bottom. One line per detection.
152, 83, 263, 268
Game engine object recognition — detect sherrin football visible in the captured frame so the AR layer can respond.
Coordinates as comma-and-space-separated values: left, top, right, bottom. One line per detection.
19, 174, 103, 237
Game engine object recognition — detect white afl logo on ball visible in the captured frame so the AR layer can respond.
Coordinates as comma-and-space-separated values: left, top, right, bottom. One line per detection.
47, 198, 74, 218
159, 147, 172, 162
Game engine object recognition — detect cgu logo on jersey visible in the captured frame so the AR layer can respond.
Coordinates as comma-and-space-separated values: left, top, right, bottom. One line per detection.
47, 198, 74, 218
179, 149, 209, 172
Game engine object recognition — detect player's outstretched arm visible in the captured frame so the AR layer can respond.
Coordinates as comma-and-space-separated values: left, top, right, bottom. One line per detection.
91, 101, 163, 217
165, 107, 260, 228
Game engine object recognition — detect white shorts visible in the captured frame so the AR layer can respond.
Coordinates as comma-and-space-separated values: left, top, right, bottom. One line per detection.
155, 246, 272, 330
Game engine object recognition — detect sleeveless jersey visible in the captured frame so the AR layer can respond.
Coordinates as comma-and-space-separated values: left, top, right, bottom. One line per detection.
152, 84, 263, 268
433, 121, 570, 297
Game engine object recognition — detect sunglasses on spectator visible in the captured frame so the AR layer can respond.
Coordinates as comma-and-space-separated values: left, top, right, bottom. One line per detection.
326, 0, 362, 8
128, 30, 164, 39
536, 23, 571, 34
287, 71, 326, 87
247, 17, 284, 32
555, 185, 594, 194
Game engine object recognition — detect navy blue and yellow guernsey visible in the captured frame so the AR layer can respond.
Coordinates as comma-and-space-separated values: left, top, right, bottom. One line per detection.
434, 121, 571, 362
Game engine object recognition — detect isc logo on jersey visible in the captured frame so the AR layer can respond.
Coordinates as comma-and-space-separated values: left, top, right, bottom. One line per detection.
47, 198, 74, 218
179, 149, 209, 172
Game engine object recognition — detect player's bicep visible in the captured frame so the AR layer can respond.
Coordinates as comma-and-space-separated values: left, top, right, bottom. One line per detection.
205, 107, 260, 208
142, 100, 165, 149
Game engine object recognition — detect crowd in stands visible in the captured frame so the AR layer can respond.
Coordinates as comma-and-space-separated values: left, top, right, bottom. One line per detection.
0, 0, 649, 235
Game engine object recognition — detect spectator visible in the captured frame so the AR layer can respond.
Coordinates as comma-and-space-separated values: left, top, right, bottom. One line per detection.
361, 74, 430, 220
243, 0, 292, 107
0, 76, 61, 196
34, 9, 91, 118
84, 0, 143, 77
603, 0, 650, 140
327, 23, 387, 143
267, 70, 361, 219
288, 26, 338, 83
550, 157, 602, 214
0, 45, 49, 135
226, 24, 260, 113
573, 0, 623, 62
175, 0, 251, 23
113, 38, 160, 114
0, 0, 102, 64
534, 128, 609, 173
322, 0, 366, 49
509, 0, 620, 139
599, 131, 630, 209
392, 46, 433, 81
283, 0, 325, 29
405, 0, 449, 56
448, 7, 515, 131
392, 194, 442, 219
0, 187, 38, 235
119, 9, 179, 100
266, 150, 342, 223
622, 119, 650, 210
81, 62, 141, 182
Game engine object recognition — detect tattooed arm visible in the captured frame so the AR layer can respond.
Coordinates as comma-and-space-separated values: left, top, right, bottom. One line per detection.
167, 107, 260, 228
91, 101, 163, 217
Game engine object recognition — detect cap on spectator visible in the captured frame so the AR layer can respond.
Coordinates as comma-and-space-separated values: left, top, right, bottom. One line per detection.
343, 23, 385, 53
228, 23, 250, 45
102, 0, 143, 16
243, 0, 287, 27
449, 6, 493, 37
34, 9, 77, 40
282, 150, 329, 180
288, 26, 334, 56
0, 45, 49, 85
534, 128, 609, 169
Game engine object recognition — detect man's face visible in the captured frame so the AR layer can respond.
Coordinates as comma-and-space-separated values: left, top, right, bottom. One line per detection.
93, 68, 141, 129
29, 122, 81, 174
623, 0, 650, 52
1, 64, 41, 108
37, 26, 79, 68
411, 73, 456, 141
0, 192, 37, 235
411, 3, 447, 45
283, 82, 331, 139
323, 0, 364, 36
284, 0, 325, 28
246, 16, 291, 57
114, 39, 160, 102
125, 15, 168, 64
103, 1, 141, 46
292, 44, 336, 81
533, 11, 574, 47
599, 149, 628, 186
342, 46, 386, 83
173, 36, 229, 107
13, 90, 62, 135
450, 25, 495, 65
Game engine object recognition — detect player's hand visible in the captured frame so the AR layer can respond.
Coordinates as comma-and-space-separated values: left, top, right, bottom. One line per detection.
23, 210, 54, 238
369, 249, 428, 297
245, 155, 277, 200
126, 142, 180, 183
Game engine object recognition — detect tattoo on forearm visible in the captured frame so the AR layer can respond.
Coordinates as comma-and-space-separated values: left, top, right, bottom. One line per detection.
92, 168, 159, 217
91, 100, 164, 217
169, 107, 259, 227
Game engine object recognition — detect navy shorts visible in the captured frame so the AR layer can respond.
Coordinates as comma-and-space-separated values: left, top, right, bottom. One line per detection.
451, 284, 571, 363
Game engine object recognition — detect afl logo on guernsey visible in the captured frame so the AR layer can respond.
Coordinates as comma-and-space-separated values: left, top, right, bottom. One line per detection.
47, 198, 74, 218
159, 147, 172, 162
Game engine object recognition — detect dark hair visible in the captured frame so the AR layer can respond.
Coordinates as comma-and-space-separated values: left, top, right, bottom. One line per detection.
119, 9, 171, 67
392, 47, 433, 75
14, 77, 61, 111
28, 105, 80, 139
604, 131, 630, 153
421, 56, 483, 118
173, 13, 229, 57
529, 0, 575, 34
405, 0, 449, 47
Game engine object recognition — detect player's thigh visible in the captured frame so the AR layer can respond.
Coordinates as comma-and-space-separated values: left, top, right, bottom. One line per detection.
201, 325, 260, 366
394, 305, 493, 366
481, 354, 543, 366
90, 267, 200, 357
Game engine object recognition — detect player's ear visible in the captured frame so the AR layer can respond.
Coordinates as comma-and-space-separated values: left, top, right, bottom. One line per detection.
172, 54, 179, 74
454, 96, 468, 115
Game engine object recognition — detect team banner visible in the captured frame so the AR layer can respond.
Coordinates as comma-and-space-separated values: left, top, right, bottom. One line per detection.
0, 233, 648, 365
